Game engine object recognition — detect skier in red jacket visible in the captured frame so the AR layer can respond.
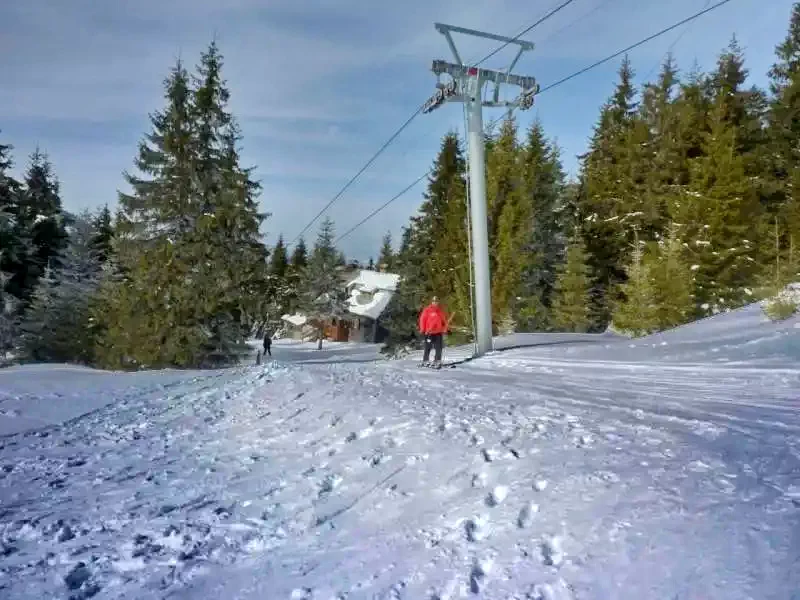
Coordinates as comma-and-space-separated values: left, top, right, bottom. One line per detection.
418, 296, 450, 368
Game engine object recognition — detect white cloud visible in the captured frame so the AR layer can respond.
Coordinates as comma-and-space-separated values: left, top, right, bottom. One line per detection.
1, 0, 797, 260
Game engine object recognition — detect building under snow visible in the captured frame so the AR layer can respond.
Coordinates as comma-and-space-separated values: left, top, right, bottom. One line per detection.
280, 269, 400, 343
344, 270, 400, 343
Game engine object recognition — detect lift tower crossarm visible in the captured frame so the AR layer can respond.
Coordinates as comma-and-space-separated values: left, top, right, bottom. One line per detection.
434, 23, 535, 53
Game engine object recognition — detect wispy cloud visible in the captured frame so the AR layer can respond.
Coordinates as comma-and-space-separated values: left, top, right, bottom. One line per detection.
1, 0, 795, 260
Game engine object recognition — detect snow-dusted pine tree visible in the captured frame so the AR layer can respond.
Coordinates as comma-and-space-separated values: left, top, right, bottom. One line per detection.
0, 254, 18, 364
17, 212, 103, 363
302, 217, 347, 349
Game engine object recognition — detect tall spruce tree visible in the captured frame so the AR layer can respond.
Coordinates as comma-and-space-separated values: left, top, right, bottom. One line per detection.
17, 212, 103, 363
91, 205, 114, 264
99, 45, 268, 369
377, 231, 394, 271
0, 135, 23, 304
611, 235, 657, 336
425, 132, 470, 337
514, 121, 567, 331
262, 234, 291, 330
577, 56, 645, 328
291, 237, 308, 270
649, 222, 695, 330
0, 251, 17, 362
381, 130, 471, 353
11, 149, 68, 301
769, 3, 800, 244
551, 235, 593, 332
271, 235, 289, 278
489, 117, 526, 327
100, 60, 197, 369
381, 223, 430, 355
302, 217, 347, 349
676, 92, 765, 316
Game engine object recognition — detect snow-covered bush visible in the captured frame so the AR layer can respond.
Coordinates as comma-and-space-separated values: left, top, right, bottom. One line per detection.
762, 283, 800, 322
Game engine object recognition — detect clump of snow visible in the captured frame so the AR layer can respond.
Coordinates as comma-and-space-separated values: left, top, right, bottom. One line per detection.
533, 479, 548, 492
761, 282, 800, 322
517, 502, 539, 528
465, 515, 490, 542
529, 578, 574, 600
542, 535, 564, 566
486, 485, 509, 506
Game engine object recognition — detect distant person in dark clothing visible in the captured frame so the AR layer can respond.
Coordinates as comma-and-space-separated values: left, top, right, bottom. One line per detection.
263, 332, 272, 357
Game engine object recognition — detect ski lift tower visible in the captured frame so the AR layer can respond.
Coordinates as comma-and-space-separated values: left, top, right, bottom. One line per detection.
422, 23, 538, 357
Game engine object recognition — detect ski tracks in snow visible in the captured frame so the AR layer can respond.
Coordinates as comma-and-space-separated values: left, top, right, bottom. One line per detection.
0, 353, 798, 598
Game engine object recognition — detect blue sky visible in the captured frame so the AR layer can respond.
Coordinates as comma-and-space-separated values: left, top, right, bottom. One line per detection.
0, 0, 796, 262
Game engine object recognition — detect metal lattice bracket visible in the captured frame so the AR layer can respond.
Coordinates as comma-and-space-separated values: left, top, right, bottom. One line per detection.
422, 22, 538, 114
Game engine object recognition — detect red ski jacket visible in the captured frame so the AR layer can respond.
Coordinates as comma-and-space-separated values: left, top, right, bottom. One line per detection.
418, 304, 448, 335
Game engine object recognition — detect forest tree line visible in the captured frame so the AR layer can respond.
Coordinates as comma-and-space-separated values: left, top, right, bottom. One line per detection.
2, 4, 800, 368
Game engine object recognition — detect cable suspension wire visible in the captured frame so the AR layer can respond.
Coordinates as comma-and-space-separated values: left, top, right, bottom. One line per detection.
474, 0, 579, 66
537, 0, 735, 95
289, 2, 577, 246
288, 106, 424, 246
334, 172, 430, 244
333, 0, 737, 243
642, 0, 712, 82
335, 112, 508, 245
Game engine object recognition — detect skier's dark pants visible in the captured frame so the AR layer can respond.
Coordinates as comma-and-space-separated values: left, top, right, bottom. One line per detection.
263, 342, 271, 357
423, 333, 443, 362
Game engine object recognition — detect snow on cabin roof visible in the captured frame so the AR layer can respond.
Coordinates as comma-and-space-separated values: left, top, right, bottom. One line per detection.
346, 270, 400, 293
345, 270, 401, 320
281, 313, 307, 327
348, 288, 394, 320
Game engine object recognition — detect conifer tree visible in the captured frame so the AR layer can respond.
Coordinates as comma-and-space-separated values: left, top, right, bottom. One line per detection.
0, 252, 17, 362
489, 117, 526, 325
551, 235, 593, 332
91, 205, 114, 264
0, 135, 23, 301
271, 235, 289, 278
12, 150, 68, 300
649, 222, 695, 330
769, 2, 800, 242
377, 231, 394, 271
514, 121, 567, 331
281, 237, 307, 316
577, 56, 645, 328
421, 131, 471, 336
676, 94, 765, 316
611, 234, 657, 336
291, 237, 308, 270
381, 223, 430, 354
99, 61, 197, 369
261, 234, 291, 329
302, 217, 347, 349
99, 45, 268, 369
18, 212, 103, 363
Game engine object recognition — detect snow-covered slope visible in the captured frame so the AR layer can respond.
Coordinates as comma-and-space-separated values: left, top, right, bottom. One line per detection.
1, 313, 798, 599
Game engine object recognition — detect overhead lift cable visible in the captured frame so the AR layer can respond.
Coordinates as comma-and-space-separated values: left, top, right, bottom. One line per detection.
288, 1, 577, 246
334, 0, 738, 243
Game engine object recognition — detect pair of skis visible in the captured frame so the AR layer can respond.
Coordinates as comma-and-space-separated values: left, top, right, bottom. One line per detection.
418, 362, 456, 369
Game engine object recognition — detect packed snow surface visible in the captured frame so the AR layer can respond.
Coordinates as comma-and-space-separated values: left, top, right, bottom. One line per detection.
1, 306, 799, 598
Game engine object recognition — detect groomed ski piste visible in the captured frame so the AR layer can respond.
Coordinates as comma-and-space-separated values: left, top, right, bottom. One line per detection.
1, 302, 798, 599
